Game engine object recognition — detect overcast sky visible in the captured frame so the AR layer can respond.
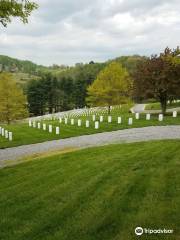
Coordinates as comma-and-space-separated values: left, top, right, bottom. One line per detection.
0, 0, 180, 66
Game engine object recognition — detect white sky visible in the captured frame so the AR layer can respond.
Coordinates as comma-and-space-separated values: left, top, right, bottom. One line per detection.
0, 0, 180, 66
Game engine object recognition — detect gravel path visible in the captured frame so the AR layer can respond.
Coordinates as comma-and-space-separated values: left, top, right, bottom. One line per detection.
0, 126, 180, 167
143, 107, 180, 114
131, 104, 146, 113
131, 104, 180, 114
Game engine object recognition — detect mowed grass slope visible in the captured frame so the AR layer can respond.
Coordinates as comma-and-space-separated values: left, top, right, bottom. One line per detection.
0, 105, 180, 148
0, 140, 180, 240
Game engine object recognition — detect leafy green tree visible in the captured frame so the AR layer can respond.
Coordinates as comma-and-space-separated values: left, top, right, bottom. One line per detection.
0, 73, 28, 124
0, 0, 38, 27
133, 47, 180, 114
87, 62, 133, 113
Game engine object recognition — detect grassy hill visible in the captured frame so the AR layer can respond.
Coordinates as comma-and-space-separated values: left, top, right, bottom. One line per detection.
0, 55, 46, 84
0, 54, 145, 79
0, 140, 179, 240
0, 55, 47, 74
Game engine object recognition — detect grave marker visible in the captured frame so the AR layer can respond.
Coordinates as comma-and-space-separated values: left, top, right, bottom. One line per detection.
56, 127, 60, 135
95, 121, 99, 129
173, 111, 177, 118
159, 114, 163, 121
100, 116, 103, 122
65, 118, 68, 124
71, 119, 75, 125
5, 130, 8, 139
86, 120, 90, 128
37, 122, 41, 129
1, 128, 4, 136
49, 125, 52, 133
43, 123, 46, 130
29, 120, 32, 127
118, 117, 122, 124
146, 113, 151, 120
9, 132, 13, 141
128, 118, 133, 125
108, 116, 112, 123
78, 119, 82, 126
135, 113, 139, 119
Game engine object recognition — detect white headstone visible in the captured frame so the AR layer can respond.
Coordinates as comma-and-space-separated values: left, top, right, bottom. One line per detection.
78, 119, 82, 126
37, 122, 41, 129
95, 121, 99, 129
128, 118, 133, 125
65, 118, 68, 124
108, 116, 112, 123
56, 126, 60, 135
33, 121, 36, 128
43, 123, 46, 130
92, 115, 96, 121
71, 119, 74, 125
49, 125, 53, 133
159, 114, 163, 121
100, 116, 103, 122
29, 120, 32, 127
59, 117, 62, 123
9, 132, 13, 141
5, 130, 8, 139
173, 111, 177, 118
118, 117, 122, 124
146, 113, 151, 120
1, 128, 4, 136
0, 127, 1, 134
135, 113, 139, 120
86, 120, 90, 128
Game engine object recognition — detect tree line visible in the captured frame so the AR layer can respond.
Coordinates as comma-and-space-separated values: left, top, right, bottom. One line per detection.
26, 62, 106, 115
0, 47, 180, 123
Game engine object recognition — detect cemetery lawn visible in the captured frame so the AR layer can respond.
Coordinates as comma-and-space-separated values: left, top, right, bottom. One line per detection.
0, 140, 180, 240
145, 101, 180, 110
0, 112, 180, 148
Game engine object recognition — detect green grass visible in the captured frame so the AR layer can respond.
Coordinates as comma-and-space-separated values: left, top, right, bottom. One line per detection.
0, 140, 179, 240
12, 72, 40, 84
145, 101, 180, 110
0, 106, 180, 148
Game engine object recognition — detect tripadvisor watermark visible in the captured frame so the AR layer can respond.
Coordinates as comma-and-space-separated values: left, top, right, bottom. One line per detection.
135, 226, 174, 236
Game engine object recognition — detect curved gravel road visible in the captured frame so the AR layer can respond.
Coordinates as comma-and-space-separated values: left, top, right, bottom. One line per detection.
131, 104, 146, 113
131, 104, 180, 114
0, 126, 180, 167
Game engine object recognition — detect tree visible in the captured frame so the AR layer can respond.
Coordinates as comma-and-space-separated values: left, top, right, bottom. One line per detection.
0, 73, 28, 124
27, 79, 47, 116
87, 62, 133, 113
0, 0, 38, 27
59, 77, 75, 110
133, 47, 180, 114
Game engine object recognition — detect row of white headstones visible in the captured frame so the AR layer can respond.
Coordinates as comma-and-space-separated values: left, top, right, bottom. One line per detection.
0, 127, 13, 141
135, 111, 178, 120
29, 115, 124, 134
28, 111, 178, 134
